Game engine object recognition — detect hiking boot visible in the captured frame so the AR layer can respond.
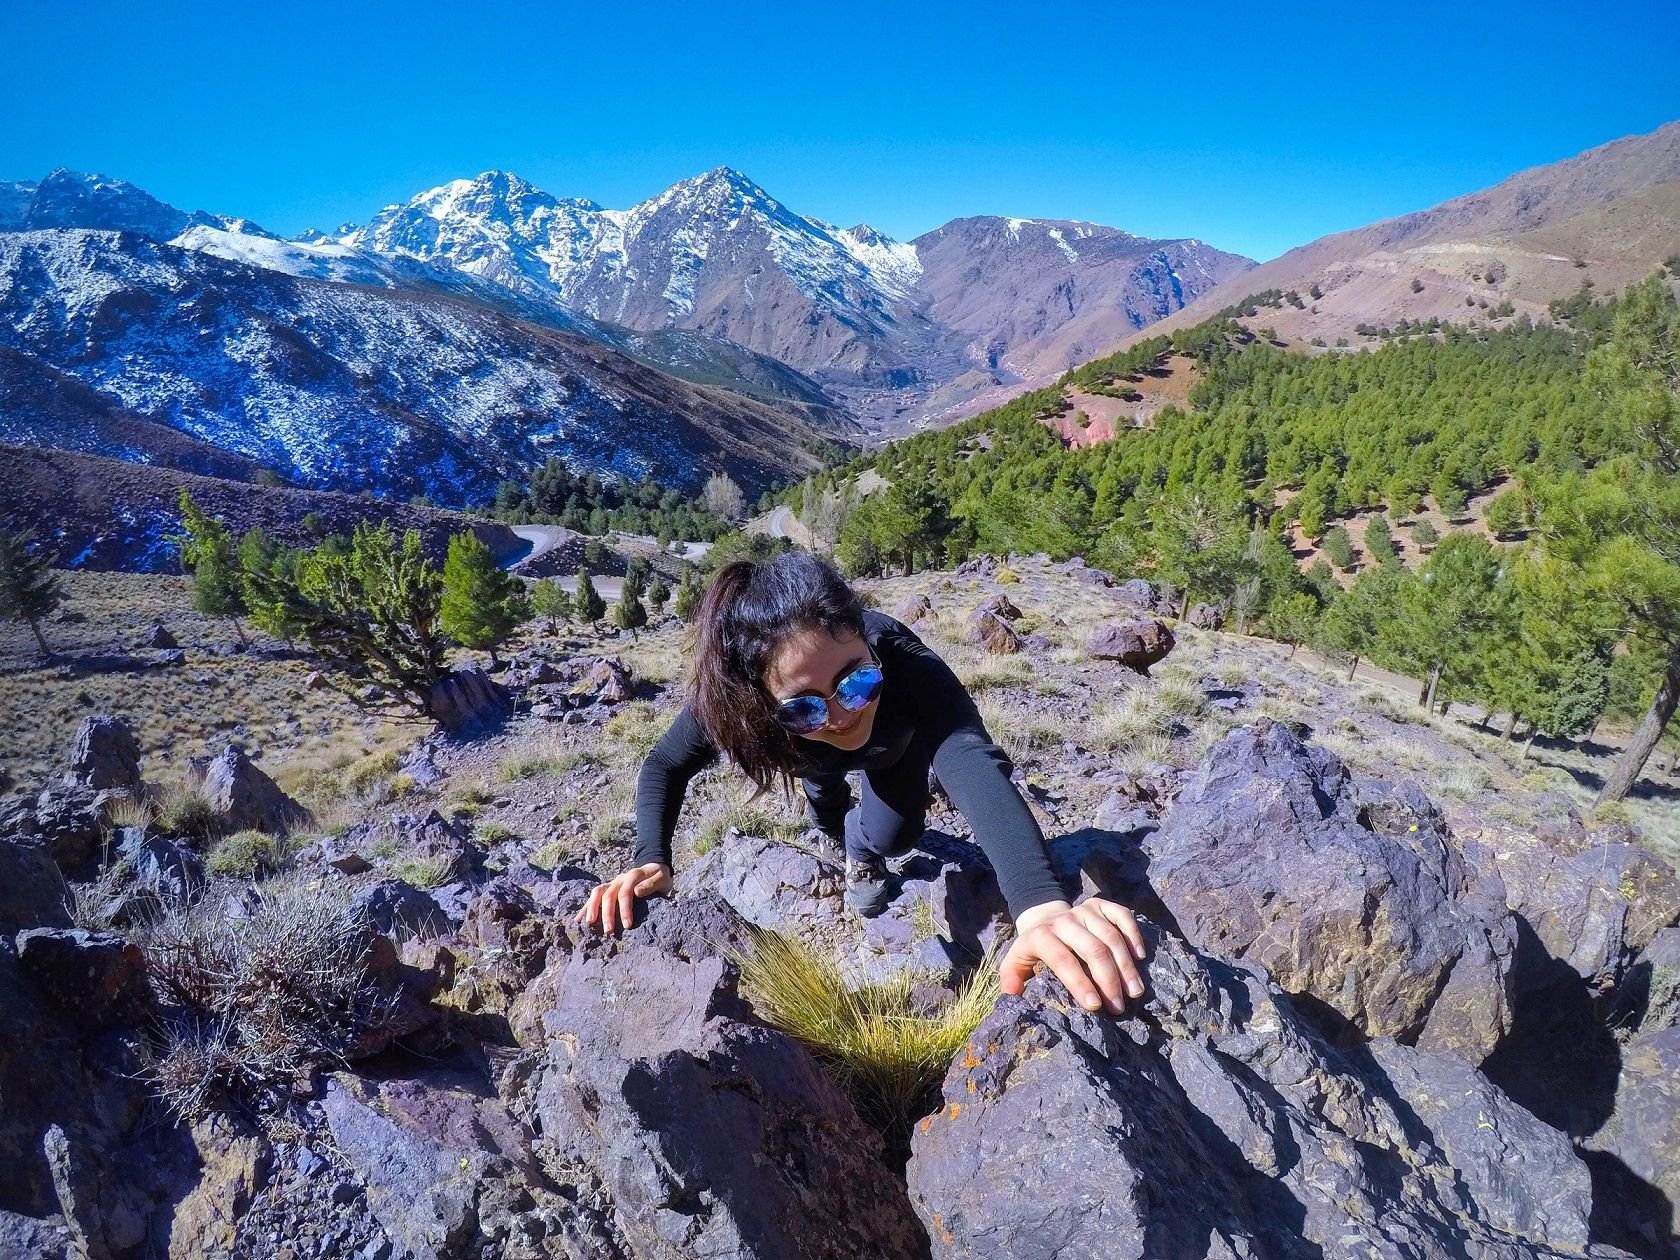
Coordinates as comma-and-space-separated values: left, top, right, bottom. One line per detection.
798, 826, 846, 863
844, 851, 892, 917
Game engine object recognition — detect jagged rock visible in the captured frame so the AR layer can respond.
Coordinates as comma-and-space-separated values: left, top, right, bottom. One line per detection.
114, 828, 206, 914
1618, 927, 1680, 1034
1571, 842, 1680, 952
398, 740, 446, 789
0, 1210, 70, 1258
0, 836, 72, 934
44, 1123, 153, 1260
967, 608, 1022, 654
1486, 830, 1631, 994
200, 746, 308, 834
1085, 618, 1175, 675
583, 655, 632, 704
522, 909, 927, 1260
974, 592, 1022, 621
1113, 577, 1171, 615
16, 929, 150, 1030
21, 783, 111, 874
322, 1067, 544, 1260
1056, 557, 1117, 588
141, 623, 177, 650
428, 667, 512, 734
165, 1116, 271, 1258
351, 880, 450, 942
1588, 1026, 1680, 1218
893, 593, 932, 624
65, 716, 142, 793
908, 923, 1606, 1259
1185, 601, 1224, 630
1144, 720, 1515, 1062
681, 830, 843, 938
953, 554, 1001, 579
303, 671, 327, 691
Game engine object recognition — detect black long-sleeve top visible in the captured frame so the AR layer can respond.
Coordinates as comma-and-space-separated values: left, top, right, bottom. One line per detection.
633, 610, 1066, 919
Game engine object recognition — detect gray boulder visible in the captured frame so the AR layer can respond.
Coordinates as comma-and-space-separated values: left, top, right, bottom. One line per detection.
141, 623, 178, 650
12, 783, 111, 874
200, 746, 308, 834
1185, 601, 1224, 630
1145, 719, 1515, 1062
115, 828, 206, 914
682, 830, 844, 939
65, 716, 142, 793
1586, 1026, 1680, 1228
0, 836, 72, 934
322, 1067, 548, 1260
908, 922, 1606, 1259
350, 880, 450, 942
1085, 619, 1175, 675
16, 928, 150, 1030
1571, 842, 1680, 952
522, 912, 926, 1260
893, 593, 933, 624
428, 667, 512, 734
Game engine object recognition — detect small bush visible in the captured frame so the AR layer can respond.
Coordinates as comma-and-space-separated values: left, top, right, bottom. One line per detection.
156, 781, 217, 839
695, 797, 805, 855
498, 736, 596, 782
994, 567, 1020, 585
386, 855, 451, 889
207, 830, 298, 880
477, 821, 515, 844
1589, 799, 1634, 828
603, 702, 666, 763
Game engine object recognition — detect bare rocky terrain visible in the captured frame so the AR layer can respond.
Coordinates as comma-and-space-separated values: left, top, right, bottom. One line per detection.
1110, 120, 1680, 355
2, 554, 1678, 1257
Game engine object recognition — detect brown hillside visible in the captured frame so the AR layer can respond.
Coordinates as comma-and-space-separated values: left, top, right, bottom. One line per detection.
1108, 120, 1680, 353
0, 444, 521, 572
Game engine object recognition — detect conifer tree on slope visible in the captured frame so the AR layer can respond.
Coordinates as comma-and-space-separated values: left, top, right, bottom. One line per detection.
0, 527, 64, 655
440, 531, 528, 667
174, 488, 248, 643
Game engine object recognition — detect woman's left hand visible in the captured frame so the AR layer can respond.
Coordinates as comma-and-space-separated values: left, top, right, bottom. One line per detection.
999, 898, 1148, 1015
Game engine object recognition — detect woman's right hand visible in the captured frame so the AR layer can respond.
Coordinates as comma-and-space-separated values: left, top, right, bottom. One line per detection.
574, 863, 673, 934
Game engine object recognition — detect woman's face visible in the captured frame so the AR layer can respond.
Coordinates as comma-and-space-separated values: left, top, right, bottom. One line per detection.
762, 626, 881, 751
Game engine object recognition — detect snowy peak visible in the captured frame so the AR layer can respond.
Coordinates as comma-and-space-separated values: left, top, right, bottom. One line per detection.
1, 168, 195, 239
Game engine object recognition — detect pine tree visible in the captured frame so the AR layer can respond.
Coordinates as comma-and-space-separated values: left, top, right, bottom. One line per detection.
612, 582, 648, 637
1363, 514, 1398, 566
530, 577, 569, 634
1322, 525, 1357, 572
0, 527, 64, 654
174, 488, 247, 643
573, 567, 606, 624
646, 574, 671, 614
440, 532, 528, 666
672, 566, 701, 622
1483, 488, 1527, 538
1267, 592, 1319, 656
243, 523, 449, 715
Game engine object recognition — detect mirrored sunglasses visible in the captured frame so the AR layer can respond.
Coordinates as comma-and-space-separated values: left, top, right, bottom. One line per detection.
775, 660, 884, 735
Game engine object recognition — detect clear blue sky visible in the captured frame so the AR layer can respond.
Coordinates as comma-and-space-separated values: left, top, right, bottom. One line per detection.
3, 0, 1676, 263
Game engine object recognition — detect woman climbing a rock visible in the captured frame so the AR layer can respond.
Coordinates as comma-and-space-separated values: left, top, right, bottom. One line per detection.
575, 549, 1149, 1014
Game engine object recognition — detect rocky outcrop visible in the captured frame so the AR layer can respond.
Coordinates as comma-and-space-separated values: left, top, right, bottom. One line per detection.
1185, 601, 1224, 630
967, 608, 1022, 654
199, 746, 308, 834
1085, 619, 1175, 675
1145, 719, 1515, 1062
65, 715, 142, 793
428, 666, 512, 734
520, 901, 929, 1260
908, 923, 1607, 1259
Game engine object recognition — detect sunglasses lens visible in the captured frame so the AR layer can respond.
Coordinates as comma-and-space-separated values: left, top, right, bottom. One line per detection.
776, 696, 828, 734
834, 664, 883, 712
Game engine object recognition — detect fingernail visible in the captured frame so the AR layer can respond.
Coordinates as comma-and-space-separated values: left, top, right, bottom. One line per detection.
1083, 995, 1101, 1010
1129, 982, 1144, 997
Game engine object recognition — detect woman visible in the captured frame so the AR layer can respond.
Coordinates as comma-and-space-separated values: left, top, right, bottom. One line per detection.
575, 551, 1148, 1015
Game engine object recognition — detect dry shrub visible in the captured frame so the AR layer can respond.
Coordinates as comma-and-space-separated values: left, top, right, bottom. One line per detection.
105, 796, 155, 831
602, 701, 666, 763
155, 780, 217, 840
206, 829, 299, 880
141, 885, 404, 1118
497, 734, 597, 782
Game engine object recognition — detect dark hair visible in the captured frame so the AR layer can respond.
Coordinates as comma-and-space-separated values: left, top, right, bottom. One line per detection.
689, 551, 866, 794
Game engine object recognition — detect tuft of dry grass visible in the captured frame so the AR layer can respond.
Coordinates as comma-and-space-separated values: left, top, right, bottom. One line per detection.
497, 733, 598, 782
155, 780, 217, 840
730, 925, 1001, 1131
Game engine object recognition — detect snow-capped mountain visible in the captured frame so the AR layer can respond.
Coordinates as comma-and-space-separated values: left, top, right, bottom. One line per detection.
0, 228, 835, 505
324, 167, 1254, 419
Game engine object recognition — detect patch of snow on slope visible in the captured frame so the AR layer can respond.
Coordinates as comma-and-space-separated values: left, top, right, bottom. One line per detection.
1046, 227, 1080, 263
835, 226, 922, 302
